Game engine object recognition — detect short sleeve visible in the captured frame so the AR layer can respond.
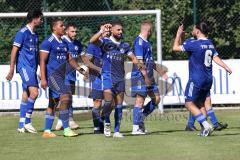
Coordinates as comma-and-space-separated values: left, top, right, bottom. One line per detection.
13, 31, 24, 47
86, 44, 95, 58
134, 38, 144, 59
40, 40, 51, 53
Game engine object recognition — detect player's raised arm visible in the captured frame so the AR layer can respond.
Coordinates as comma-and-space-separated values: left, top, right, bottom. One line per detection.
213, 55, 232, 74
89, 23, 112, 45
173, 24, 185, 52
6, 46, 19, 81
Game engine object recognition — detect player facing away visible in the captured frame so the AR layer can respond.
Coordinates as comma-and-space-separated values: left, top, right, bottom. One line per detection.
90, 21, 150, 138
6, 9, 43, 133
83, 23, 110, 134
173, 22, 232, 136
55, 23, 83, 130
131, 21, 168, 135
40, 19, 87, 138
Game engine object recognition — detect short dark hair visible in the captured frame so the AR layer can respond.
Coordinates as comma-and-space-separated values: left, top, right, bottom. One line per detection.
195, 21, 211, 35
66, 23, 77, 30
27, 9, 43, 23
50, 18, 63, 31
111, 20, 123, 27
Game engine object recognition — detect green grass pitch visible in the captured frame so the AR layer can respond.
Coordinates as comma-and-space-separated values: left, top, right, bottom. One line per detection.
0, 109, 240, 160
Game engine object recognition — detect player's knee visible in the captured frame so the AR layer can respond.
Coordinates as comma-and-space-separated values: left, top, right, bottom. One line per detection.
30, 91, 39, 100
60, 94, 72, 108
154, 96, 161, 105
93, 99, 102, 108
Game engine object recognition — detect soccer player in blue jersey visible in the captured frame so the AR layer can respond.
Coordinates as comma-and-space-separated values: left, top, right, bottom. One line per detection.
6, 9, 43, 133
84, 23, 111, 134
55, 23, 83, 130
131, 21, 168, 135
40, 19, 86, 138
173, 22, 232, 136
90, 21, 150, 138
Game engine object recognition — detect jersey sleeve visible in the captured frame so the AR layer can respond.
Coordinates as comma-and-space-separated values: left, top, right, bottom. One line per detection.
134, 38, 144, 59
40, 40, 51, 53
86, 44, 95, 58
181, 38, 196, 52
212, 48, 219, 57
13, 31, 24, 47
123, 42, 133, 56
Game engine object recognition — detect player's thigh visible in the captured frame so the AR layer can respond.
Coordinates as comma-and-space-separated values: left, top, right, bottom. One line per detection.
131, 76, 147, 98
18, 67, 38, 91
28, 86, 39, 99
103, 89, 113, 101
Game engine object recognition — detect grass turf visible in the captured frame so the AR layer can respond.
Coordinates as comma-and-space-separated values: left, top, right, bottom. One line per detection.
0, 109, 240, 160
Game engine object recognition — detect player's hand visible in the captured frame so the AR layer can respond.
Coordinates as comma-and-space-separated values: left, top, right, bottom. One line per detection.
161, 73, 168, 80
6, 70, 14, 81
41, 79, 48, 89
226, 66, 232, 75
101, 24, 112, 33
177, 24, 185, 38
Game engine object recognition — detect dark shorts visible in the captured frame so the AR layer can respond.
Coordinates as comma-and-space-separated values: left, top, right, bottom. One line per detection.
18, 66, 38, 91
48, 73, 71, 98
185, 81, 210, 104
102, 73, 125, 94
131, 76, 159, 97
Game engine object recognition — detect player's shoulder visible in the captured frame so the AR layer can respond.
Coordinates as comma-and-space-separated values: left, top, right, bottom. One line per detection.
134, 35, 147, 46
19, 26, 28, 33
47, 34, 55, 43
183, 37, 197, 45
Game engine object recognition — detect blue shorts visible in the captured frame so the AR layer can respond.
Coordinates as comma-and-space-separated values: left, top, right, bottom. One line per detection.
185, 81, 210, 104
89, 75, 103, 99
48, 73, 71, 98
131, 76, 159, 97
102, 73, 125, 93
18, 66, 38, 91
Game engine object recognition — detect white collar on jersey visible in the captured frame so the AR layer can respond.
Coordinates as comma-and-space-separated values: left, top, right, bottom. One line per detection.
139, 34, 148, 42
26, 24, 35, 34
52, 33, 62, 43
110, 36, 121, 45
62, 35, 72, 43
197, 37, 208, 40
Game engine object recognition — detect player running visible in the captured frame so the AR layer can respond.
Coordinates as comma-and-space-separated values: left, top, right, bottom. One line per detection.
131, 21, 168, 135
40, 19, 86, 138
173, 21, 232, 136
6, 9, 43, 133
90, 21, 151, 138
55, 23, 83, 131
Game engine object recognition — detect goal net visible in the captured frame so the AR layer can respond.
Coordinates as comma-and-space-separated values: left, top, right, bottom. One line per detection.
0, 10, 163, 112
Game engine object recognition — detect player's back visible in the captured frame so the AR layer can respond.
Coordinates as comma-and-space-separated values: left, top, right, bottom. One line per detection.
182, 38, 218, 89
40, 34, 68, 77
14, 26, 39, 72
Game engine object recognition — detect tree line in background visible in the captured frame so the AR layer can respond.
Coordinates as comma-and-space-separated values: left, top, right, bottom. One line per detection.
0, 0, 239, 63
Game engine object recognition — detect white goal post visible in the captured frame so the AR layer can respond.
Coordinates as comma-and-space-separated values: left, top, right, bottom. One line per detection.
0, 10, 163, 112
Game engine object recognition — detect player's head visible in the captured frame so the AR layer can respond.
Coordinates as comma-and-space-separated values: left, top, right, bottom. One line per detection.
51, 18, 65, 36
140, 20, 153, 38
192, 21, 211, 38
27, 9, 43, 26
65, 23, 77, 40
111, 21, 123, 40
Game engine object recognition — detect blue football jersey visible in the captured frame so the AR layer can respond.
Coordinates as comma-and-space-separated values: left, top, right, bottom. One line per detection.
40, 34, 68, 77
100, 37, 133, 82
131, 35, 155, 80
13, 25, 39, 72
62, 35, 82, 81
86, 43, 103, 78
181, 38, 218, 89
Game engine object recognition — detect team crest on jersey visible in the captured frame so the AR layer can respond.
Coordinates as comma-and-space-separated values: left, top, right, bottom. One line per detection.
120, 48, 125, 54
57, 47, 60, 50
75, 46, 78, 51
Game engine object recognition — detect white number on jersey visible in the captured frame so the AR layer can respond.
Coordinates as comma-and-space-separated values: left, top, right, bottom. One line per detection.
204, 50, 213, 67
